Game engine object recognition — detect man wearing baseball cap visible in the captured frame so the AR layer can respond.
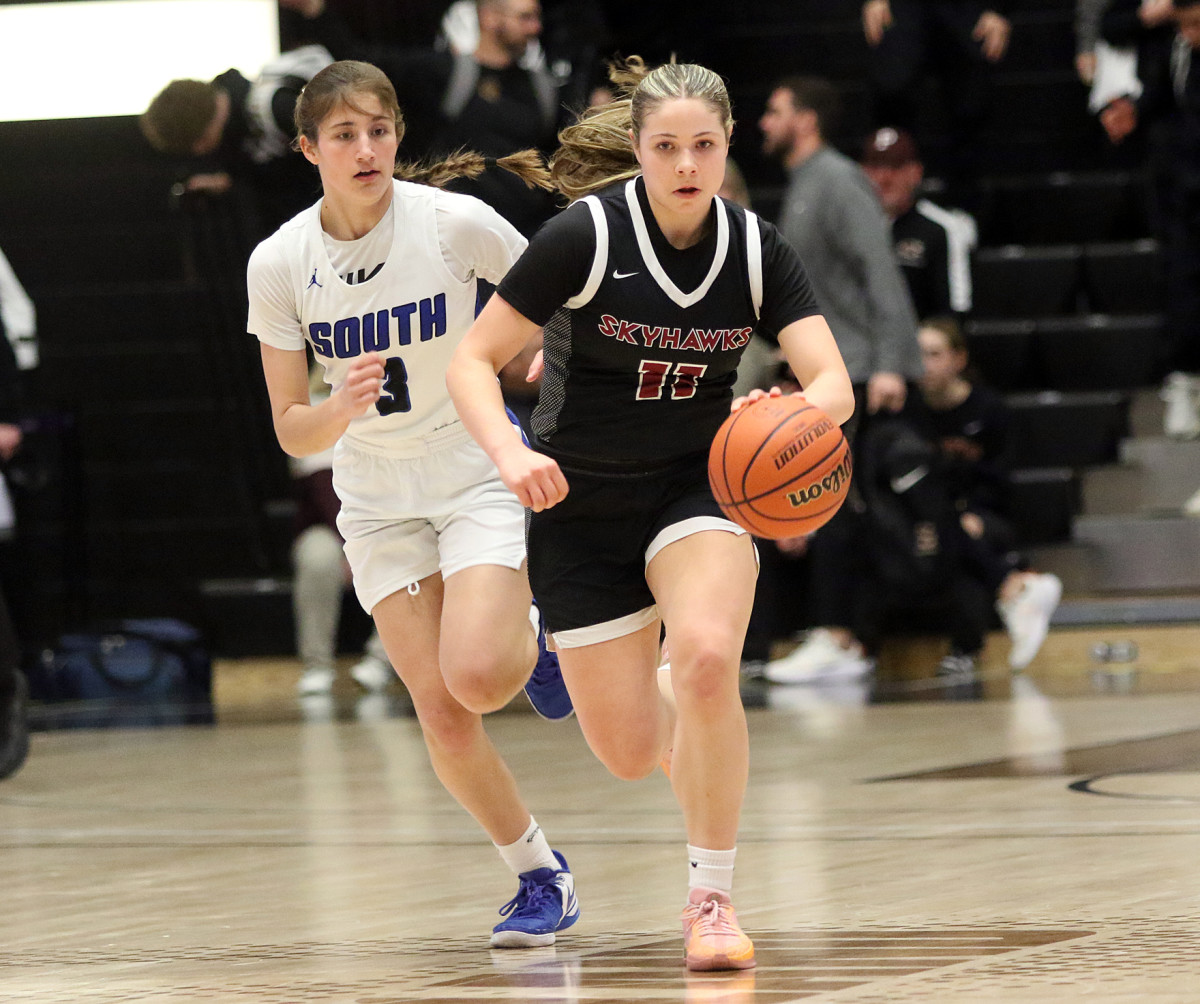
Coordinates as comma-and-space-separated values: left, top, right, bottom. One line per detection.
861, 126, 978, 321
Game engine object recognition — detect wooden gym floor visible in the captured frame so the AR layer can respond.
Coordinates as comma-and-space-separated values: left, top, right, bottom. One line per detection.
5, 627, 1200, 1003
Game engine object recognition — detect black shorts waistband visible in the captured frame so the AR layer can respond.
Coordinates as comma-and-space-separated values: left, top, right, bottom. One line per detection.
531, 435, 708, 480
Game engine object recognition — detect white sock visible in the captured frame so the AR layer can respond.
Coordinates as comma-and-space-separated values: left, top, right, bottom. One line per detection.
496, 817, 558, 876
688, 844, 736, 894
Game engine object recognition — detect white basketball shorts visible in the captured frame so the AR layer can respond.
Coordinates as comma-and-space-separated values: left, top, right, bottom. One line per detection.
333, 424, 526, 613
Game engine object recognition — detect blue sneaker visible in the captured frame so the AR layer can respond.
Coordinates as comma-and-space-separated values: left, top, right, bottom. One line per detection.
491, 850, 580, 948
525, 602, 574, 721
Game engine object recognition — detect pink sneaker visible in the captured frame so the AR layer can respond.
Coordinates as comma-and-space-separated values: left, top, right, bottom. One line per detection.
681, 887, 756, 971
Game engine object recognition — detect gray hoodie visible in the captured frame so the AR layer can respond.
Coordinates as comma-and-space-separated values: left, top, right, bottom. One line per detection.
775, 145, 921, 384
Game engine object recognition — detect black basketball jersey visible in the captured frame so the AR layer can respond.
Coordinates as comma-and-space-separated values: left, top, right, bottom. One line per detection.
497, 176, 820, 473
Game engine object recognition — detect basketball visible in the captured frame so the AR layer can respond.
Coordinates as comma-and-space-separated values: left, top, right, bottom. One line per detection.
708, 395, 852, 539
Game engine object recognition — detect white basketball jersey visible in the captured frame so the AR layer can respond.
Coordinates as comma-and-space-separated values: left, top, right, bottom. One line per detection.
249, 180, 523, 453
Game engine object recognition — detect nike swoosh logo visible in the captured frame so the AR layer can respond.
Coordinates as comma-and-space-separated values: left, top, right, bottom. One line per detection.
612, 269, 638, 279
890, 465, 929, 494
526, 825, 541, 843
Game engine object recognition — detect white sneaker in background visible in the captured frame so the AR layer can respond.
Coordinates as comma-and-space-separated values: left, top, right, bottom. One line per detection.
763, 628, 873, 684
998, 573, 1063, 670
296, 665, 335, 696
1184, 486, 1200, 518
936, 652, 978, 683
1161, 371, 1200, 440
349, 654, 394, 692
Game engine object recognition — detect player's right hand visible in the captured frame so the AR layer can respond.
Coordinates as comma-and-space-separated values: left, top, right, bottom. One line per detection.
1100, 97, 1137, 145
731, 385, 802, 413
337, 352, 386, 418
495, 442, 569, 512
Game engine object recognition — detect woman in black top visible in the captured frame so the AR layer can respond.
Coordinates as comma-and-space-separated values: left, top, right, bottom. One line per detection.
912, 315, 1061, 670
448, 57, 853, 971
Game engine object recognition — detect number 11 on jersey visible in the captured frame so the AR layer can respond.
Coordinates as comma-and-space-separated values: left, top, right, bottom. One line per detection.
636, 360, 708, 401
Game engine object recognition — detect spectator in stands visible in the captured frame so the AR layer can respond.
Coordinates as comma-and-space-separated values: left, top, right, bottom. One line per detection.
758, 76, 922, 685
1100, 0, 1200, 427
1076, 0, 1111, 85
291, 365, 394, 698
768, 315, 1063, 685
861, 0, 1012, 202
294, 0, 579, 237
0, 245, 38, 373
907, 316, 1062, 673
436, 0, 609, 112
1078, 0, 1155, 157
861, 126, 978, 321
0, 583, 26, 781
0, 244, 30, 780
140, 42, 333, 236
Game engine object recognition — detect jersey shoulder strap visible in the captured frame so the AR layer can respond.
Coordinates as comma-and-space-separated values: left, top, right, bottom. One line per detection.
564, 196, 609, 309
743, 207, 763, 321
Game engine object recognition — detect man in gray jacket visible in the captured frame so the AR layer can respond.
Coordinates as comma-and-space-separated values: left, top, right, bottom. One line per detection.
757, 76, 923, 684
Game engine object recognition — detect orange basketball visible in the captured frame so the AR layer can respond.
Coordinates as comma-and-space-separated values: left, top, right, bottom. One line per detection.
708, 395, 852, 539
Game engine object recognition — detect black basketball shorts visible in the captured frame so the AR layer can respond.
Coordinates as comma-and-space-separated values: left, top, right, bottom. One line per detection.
526, 452, 746, 641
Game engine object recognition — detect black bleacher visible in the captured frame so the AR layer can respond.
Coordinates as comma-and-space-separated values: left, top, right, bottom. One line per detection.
964, 319, 1039, 392
1034, 315, 1161, 391
971, 245, 1085, 319
1009, 468, 1080, 547
1082, 239, 1165, 313
977, 172, 1152, 246
1005, 392, 1131, 468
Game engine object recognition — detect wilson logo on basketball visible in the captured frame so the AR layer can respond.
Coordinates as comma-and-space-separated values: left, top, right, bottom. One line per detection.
708, 396, 852, 539
773, 417, 834, 470
786, 451, 853, 509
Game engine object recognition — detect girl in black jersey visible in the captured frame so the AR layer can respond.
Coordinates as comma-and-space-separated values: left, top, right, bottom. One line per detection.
448, 57, 854, 971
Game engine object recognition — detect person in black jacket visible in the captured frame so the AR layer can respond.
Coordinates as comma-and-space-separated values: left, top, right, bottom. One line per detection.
861, 0, 1012, 200
1101, 0, 1200, 378
0, 262, 29, 781
908, 316, 1062, 673
140, 44, 332, 236
861, 126, 977, 321
285, 0, 588, 237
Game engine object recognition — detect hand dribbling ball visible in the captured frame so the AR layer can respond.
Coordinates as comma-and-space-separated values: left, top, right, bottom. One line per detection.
708, 395, 852, 539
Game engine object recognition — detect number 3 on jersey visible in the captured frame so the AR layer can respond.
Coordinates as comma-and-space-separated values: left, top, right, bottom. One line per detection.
636, 360, 708, 401
378, 356, 412, 415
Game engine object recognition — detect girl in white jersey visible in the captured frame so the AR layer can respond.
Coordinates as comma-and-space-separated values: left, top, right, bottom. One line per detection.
448, 58, 855, 971
246, 60, 578, 948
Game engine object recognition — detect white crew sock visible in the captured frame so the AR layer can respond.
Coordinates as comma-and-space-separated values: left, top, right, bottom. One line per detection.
688, 844, 736, 894
496, 816, 559, 876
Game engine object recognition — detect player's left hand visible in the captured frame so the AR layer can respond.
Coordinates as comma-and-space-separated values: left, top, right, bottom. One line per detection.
866, 371, 906, 413
0, 424, 21, 462
526, 349, 544, 383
